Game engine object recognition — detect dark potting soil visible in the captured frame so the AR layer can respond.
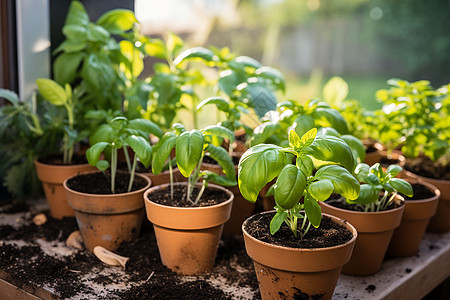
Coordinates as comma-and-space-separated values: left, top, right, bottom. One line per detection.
365, 144, 379, 153
148, 184, 229, 207
380, 156, 400, 167
244, 212, 353, 249
325, 193, 403, 212
38, 153, 89, 165
0, 209, 260, 299
405, 156, 450, 180
400, 183, 436, 200
66, 171, 148, 194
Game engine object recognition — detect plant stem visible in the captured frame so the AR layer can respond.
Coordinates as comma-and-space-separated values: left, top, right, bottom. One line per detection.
186, 153, 204, 203
123, 145, 132, 172
127, 155, 137, 192
289, 211, 298, 238
111, 147, 117, 194
168, 157, 174, 201
194, 180, 207, 205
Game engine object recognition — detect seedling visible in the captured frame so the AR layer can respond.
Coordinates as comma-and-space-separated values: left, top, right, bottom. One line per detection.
348, 163, 413, 212
86, 116, 162, 193
238, 128, 360, 238
151, 123, 236, 204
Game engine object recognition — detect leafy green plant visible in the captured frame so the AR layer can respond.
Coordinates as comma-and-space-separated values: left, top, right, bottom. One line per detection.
86, 116, 162, 193
375, 79, 448, 160
348, 163, 413, 212
151, 122, 236, 204
238, 128, 360, 238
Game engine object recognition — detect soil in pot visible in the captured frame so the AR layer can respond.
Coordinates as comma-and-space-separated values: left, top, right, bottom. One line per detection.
66, 171, 148, 194
150, 184, 229, 207
243, 211, 357, 300
405, 156, 450, 180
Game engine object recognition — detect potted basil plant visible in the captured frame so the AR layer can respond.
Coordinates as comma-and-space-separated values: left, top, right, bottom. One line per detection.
238, 128, 359, 300
320, 162, 411, 275
63, 116, 161, 251
144, 122, 236, 275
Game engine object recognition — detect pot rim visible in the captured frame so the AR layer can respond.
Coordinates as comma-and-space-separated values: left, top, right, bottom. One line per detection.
402, 178, 441, 203
242, 210, 357, 252
34, 158, 91, 169
63, 170, 152, 198
402, 168, 450, 185
144, 181, 234, 211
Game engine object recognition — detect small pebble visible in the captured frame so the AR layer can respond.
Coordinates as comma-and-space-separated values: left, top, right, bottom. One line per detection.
33, 213, 47, 226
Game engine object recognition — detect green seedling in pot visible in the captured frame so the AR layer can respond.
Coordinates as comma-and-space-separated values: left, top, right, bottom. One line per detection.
86, 116, 163, 193
349, 163, 413, 212
238, 128, 360, 238
151, 123, 236, 204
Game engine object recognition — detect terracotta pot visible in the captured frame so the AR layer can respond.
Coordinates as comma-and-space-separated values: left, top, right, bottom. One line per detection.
34, 159, 96, 219
144, 182, 233, 275
63, 172, 151, 252
363, 141, 384, 166
201, 160, 254, 235
320, 199, 404, 275
142, 167, 184, 187
242, 211, 357, 300
387, 180, 440, 257
378, 150, 406, 170
401, 169, 450, 233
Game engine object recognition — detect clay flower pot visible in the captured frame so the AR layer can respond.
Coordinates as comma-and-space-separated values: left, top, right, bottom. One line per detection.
363, 140, 384, 166
387, 180, 440, 257
320, 199, 405, 275
63, 172, 151, 252
401, 169, 450, 233
34, 159, 96, 219
201, 158, 254, 235
242, 211, 357, 300
142, 167, 184, 187
144, 182, 233, 275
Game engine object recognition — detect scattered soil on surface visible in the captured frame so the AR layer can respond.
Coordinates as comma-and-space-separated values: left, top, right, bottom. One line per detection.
325, 194, 403, 212
244, 212, 353, 249
400, 183, 436, 200
66, 171, 148, 194
0, 207, 260, 299
38, 153, 89, 165
148, 184, 229, 207
405, 156, 450, 180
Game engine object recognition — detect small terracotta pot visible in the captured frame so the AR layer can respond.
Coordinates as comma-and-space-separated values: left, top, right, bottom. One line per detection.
34, 159, 96, 219
387, 180, 440, 257
144, 182, 233, 275
63, 172, 151, 252
142, 167, 184, 187
320, 199, 404, 275
401, 169, 450, 233
201, 159, 254, 235
363, 141, 384, 166
243, 211, 357, 300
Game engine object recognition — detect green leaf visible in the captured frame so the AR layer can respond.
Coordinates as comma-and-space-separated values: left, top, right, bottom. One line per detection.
128, 118, 163, 138
152, 132, 177, 175
36, 79, 67, 106
386, 164, 403, 177
317, 127, 340, 137
0, 89, 19, 106
308, 179, 334, 201
390, 178, 413, 197
65, 1, 89, 26
354, 163, 370, 182
176, 130, 204, 178
96, 160, 110, 171
197, 97, 229, 112
300, 128, 317, 147
96, 9, 137, 34
255, 66, 286, 92
270, 210, 288, 235
86, 23, 110, 43
304, 195, 322, 228
250, 123, 279, 146
62, 24, 86, 41
289, 130, 301, 149
238, 144, 289, 203
347, 184, 378, 205
304, 135, 356, 172
174, 47, 216, 66
244, 84, 277, 118
203, 171, 236, 186
205, 144, 236, 182
311, 108, 349, 134
53, 52, 85, 85
201, 125, 235, 143
274, 165, 307, 209
231, 56, 262, 69
81, 53, 115, 94
218, 69, 245, 96
144, 38, 166, 60
86, 142, 110, 166
314, 165, 360, 200
166, 32, 184, 58
341, 135, 366, 163
125, 135, 152, 168
293, 115, 315, 137
296, 155, 314, 177
89, 124, 114, 145
322, 76, 348, 107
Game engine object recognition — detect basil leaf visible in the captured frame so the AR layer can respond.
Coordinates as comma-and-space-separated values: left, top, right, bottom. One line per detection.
274, 165, 307, 209
176, 130, 204, 178
314, 165, 360, 200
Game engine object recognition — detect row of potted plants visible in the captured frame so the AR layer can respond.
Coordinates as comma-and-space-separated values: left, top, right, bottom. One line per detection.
1, 1, 449, 299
